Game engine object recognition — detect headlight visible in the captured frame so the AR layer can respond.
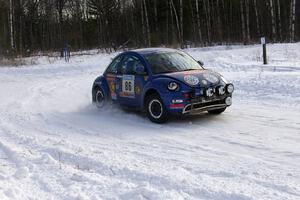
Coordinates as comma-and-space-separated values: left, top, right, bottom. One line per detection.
225, 97, 232, 105
205, 88, 214, 97
217, 85, 225, 95
226, 84, 234, 93
168, 82, 179, 91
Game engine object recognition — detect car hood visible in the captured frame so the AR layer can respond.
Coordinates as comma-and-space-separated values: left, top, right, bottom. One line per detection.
161, 69, 224, 87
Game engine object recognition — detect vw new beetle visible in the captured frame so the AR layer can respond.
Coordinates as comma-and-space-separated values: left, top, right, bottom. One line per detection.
92, 48, 234, 123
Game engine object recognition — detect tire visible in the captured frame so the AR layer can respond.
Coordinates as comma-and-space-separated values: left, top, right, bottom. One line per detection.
208, 108, 226, 114
92, 87, 106, 108
145, 94, 168, 123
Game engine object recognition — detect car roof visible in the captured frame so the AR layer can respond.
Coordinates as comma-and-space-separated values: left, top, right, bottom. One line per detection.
129, 48, 180, 56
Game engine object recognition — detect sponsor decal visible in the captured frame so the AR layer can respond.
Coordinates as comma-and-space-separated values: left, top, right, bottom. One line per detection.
170, 103, 185, 109
120, 92, 135, 98
184, 75, 199, 86
203, 73, 219, 84
172, 99, 184, 104
109, 82, 116, 91
106, 74, 117, 100
122, 75, 135, 97
111, 93, 117, 100
135, 86, 141, 95
201, 80, 208, 85
106, 73, 116, 81
108, 81, 117, 100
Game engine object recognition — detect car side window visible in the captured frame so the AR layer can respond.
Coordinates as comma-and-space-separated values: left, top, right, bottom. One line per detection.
106, 56, 122, 74
120, 55, 146, 75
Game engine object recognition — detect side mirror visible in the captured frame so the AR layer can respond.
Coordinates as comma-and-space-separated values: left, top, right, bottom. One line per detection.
198, 61, 204, 67
136, 65, 146, 75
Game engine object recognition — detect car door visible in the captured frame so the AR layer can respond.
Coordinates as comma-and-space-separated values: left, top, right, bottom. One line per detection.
116, 54, 148, 107
104, 55, 123, 101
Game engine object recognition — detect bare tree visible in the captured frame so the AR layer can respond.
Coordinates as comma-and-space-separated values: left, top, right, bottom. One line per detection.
203, 0, 211, 44
195, 0, 202, 44
240, 0, 246, 44
9, 0, 14, 51
55, 0, 67, 51
142, 0, 151, 47
216, 0, 223, 42
253, 0, 261, 37
140, 0, 145, 45
245, 0, 250, 42
268, 0, 277, 41
18, 0, 25, 55
179, 0, 183, 46
276, 0, 282, 40
170, 0, 181, 45
153, 0, 158, 32
289, 0, 296, 42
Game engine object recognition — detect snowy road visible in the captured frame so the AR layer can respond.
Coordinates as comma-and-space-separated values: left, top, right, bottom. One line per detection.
1, 44, 300, 200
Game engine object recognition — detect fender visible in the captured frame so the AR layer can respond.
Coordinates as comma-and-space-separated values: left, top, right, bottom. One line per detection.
92, 75, 110, 99
141, 77, 180, 109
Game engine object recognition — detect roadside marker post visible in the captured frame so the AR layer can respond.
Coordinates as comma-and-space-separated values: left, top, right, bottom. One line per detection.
261, 37, 267, 65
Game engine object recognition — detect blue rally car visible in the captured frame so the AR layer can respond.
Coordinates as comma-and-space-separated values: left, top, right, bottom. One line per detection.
92, 48, 234, 123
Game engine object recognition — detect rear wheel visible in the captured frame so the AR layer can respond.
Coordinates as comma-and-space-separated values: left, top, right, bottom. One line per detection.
145, 94, 168, 123
93, 87, 106, 108
208, 108, 226, 114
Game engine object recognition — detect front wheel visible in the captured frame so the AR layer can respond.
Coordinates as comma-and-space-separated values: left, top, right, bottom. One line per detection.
145, 94, 168, 123
208, 108, 226, 114
93, 87, 106, 108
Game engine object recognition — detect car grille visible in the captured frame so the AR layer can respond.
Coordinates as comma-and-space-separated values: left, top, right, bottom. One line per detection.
196, 99, 225, 108
185, 99, 225, 112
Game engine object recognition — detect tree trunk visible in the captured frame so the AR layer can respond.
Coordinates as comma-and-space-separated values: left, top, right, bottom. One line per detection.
143, 0, 151, 47
289, 0, 296, 42
170, 0, 181, 46
276, 0, 282, 41
228, 0, 233, 42
140, 0, 145, 46
9, 0, 14, 51
97, 16, 101, 47
19, 0, 23, 55
203, 0, 211, 44
154, 0, 158, 32
221, 0, 230, 43
195, 0, 202, 45
253, 0, 261, 37
240, 0, 246, 44
57, 0, 65, 51
83, 0, 87, 20
269, 0, 276, 41
245, 0, 250, 43
189, 0, 196, 45
179, 0, 183, 46
168, 0, 175, 44
216, 0, 223, 43
166, 0, 169, 44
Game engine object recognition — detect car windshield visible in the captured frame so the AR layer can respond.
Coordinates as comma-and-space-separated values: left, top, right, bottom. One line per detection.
144, 51, 203, 74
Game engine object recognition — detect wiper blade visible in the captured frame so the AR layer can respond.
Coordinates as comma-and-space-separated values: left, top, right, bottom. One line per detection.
181, 69, 198, 72
159, 70, 177, 74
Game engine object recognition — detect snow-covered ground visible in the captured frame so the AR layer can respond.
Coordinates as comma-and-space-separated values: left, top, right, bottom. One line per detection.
0, 43, 300, 200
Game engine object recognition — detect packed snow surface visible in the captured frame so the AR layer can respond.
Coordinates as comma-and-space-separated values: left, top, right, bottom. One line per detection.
0, 43, 300, 200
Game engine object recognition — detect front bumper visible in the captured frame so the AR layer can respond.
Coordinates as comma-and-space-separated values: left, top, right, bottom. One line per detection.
165, 83, 234, 115
182, 97, 231, 114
